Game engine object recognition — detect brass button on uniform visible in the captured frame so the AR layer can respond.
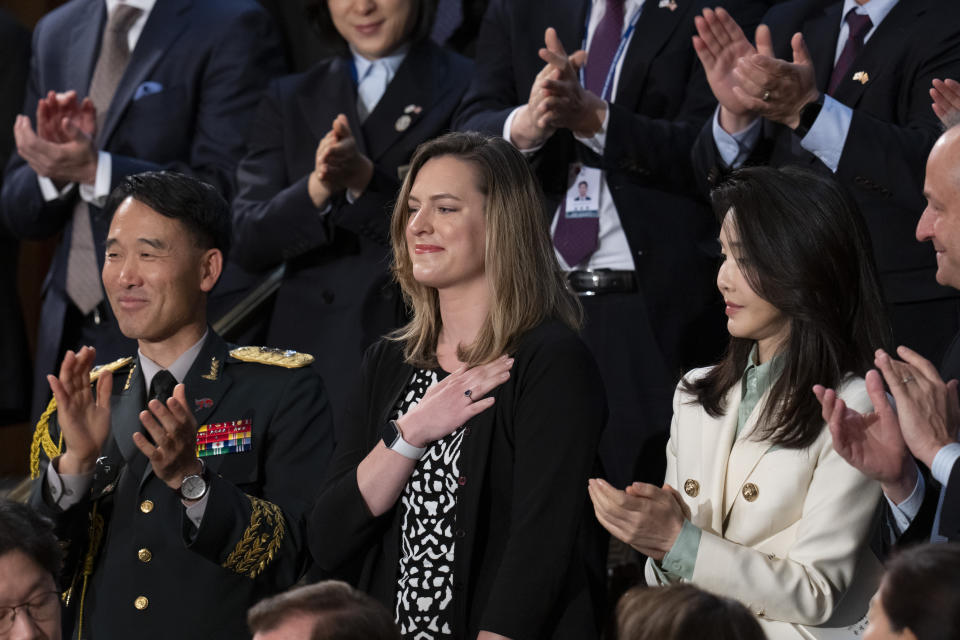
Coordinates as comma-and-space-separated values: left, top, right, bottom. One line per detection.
742, 483, 759, 502
683, 479, 700, 498
140, 500, 154, 513
134, 596, 149, 610
137, 548, 152, 563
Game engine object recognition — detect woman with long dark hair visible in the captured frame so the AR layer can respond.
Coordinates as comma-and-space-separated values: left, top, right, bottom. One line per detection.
309, 133, 606, 640
590, 165, 890, 639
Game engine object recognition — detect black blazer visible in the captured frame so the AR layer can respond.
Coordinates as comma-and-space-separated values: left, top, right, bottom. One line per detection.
309, 320, 608, 640
692, 0, 960, 305
232, 40, 473, 428
0, 0, 286, 423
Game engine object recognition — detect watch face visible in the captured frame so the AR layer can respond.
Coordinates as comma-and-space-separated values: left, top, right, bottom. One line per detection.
181, 474, 207, 500
381, 422, 400, 448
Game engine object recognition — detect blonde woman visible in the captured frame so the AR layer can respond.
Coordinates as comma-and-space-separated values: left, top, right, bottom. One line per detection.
309, 133, 607, 640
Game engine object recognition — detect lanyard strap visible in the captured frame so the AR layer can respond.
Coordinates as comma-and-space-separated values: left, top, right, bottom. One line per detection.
579, 5, 643, 101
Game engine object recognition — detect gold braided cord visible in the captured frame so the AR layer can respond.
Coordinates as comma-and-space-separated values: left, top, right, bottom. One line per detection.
76, 503, 104, 640
29, 397, 61, 479
222, 495, 286, 579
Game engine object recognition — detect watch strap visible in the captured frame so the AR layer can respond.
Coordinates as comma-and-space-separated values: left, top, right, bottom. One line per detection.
381, 420, 427, 460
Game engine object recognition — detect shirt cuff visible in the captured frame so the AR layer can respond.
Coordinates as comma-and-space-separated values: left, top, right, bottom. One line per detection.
711, 106, 761, 168
78, 151, 111, 206
932, 442, 960, 487
184, 493, 210, 530
798, 95, 852, 173
884, 466, 925, 537
573, 103, 609, 155
46, 460, 93, 510
660, 520, 701, 581
503, 106, 544, 155
37, 176, 74, 201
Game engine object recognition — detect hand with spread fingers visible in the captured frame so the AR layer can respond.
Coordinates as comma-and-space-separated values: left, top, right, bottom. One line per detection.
314, 113, 374, 199
813, 370, 918, 503
13, 111, 98, 186
36, 90, 96, 144
931, 78, 960, 127
535, 28, 602, 138
46, 346, 113, 475
132, 383, 203, 493
692, 7, 759, 133
587, 477, 686, 561
874, 346, 960, 469
731, 26, 819, 130
397, 355, 514, 448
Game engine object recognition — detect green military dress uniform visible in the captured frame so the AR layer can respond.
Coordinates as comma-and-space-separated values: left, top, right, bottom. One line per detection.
29, 330, 333, 640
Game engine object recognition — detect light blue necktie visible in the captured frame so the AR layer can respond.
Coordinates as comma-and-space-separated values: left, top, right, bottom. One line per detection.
357, 60, 389, 123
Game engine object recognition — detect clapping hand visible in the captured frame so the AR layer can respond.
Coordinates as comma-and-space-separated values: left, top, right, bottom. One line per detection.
693, 7, 760, 133
132, 383, 203, 493
14, 91, 98, 186
931, 78, 960, 127
588, 478, 687, 561
313, 114, 374, 199
47, 346, 113, 475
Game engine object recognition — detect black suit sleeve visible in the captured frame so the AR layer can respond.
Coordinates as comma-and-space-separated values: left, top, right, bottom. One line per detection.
188, 366, 333, 587
939, 457, 960, 541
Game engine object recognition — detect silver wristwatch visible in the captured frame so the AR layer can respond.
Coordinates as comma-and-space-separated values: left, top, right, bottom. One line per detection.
178, 460, 209, 501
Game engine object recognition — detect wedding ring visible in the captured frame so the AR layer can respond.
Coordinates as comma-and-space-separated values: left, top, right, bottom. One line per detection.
901, 376, 915, 384
762, 90, 771, 102
464, 389, 473, 399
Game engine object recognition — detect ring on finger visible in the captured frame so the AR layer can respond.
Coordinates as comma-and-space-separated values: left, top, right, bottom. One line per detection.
762, 90, 771, 102
464, 389, 473, 400
901, 375, 915, 384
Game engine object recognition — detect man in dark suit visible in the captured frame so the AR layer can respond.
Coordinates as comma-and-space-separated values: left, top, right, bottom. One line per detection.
814, 125, 960, 544
692, 0, 960, 365
1, 0, 285, 425
454, 0, 764, 487
29, 171, 333, 640
232, 6, 472, 432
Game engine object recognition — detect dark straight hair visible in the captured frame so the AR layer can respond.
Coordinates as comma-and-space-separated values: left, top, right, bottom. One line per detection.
103, 170, 232, 262
304, 0, 437, 56
0, 500, 61, 585
683, 165, 890, 449
881, 543, 960, 640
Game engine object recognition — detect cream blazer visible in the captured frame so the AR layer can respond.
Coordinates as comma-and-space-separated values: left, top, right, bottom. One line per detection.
645, 368, 883, 640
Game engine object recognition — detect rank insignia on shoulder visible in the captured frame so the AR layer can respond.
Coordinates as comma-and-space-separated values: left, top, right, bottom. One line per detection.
229, 346, 314, 368
90, 356, 135, 381
197, 419, 252, 457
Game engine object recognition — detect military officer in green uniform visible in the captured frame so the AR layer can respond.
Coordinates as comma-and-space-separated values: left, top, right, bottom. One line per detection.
28, 171, 333, 640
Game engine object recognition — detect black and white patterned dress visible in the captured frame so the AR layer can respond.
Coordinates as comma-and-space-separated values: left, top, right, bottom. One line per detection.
393, 368, 463, 639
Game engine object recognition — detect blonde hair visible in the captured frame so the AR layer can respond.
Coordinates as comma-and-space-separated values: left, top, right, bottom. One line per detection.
389, 132, 581, 367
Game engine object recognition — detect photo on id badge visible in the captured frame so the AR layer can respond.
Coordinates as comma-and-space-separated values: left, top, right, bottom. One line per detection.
566, 165, 600, 219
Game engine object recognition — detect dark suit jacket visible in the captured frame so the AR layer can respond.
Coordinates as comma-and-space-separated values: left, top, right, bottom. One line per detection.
0, 9, 31, 424
0, 0, 285, 423
692, 0, 960, 306
232, 40, 472, 430
309, 321, 608, 640
454, 0, 765, 398
29, 331, 333, 640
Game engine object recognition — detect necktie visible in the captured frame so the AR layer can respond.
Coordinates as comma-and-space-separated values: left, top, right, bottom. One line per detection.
149, 369, 177, 405
357, 60, 390, 123
553, 0, 624, 268
66, 3, 143, 315
827, 9, 872, 96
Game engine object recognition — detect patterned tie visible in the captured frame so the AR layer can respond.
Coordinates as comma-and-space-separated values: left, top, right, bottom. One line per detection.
553, 0, 624, 268
827, 9, 872, 96
65, 3, 142, 315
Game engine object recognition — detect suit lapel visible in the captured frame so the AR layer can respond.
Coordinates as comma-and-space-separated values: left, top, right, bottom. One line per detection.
361, 42, 435, 163
613, 0, 685, 109
700, 385, 739, 535
112, 360, 146, 464
98, 0, 192, 146
185, 333, 236, 476
67, 0, 106, 95
297, 58, 367, 153
802, 3, 843, 93
829, 0, 927, 107
722, 395, 775, 522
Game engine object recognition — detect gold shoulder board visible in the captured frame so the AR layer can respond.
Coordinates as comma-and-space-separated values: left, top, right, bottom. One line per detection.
229, 346, 314, 369
90, 356, 135, 380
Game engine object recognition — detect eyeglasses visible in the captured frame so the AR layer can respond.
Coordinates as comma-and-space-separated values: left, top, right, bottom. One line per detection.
0, 590, 60, 633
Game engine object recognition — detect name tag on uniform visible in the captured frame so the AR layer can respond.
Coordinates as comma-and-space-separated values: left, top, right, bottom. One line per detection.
196, 419, 252, 457
565, 165, 601, 219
